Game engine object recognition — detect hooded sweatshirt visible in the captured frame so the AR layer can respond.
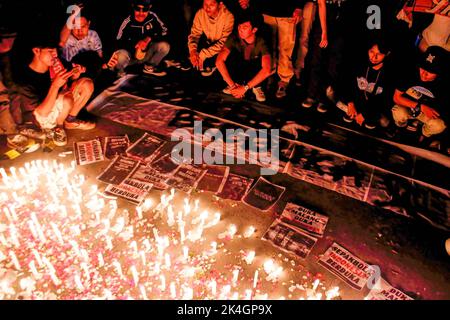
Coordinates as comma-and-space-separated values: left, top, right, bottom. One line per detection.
188, 4, 235, 61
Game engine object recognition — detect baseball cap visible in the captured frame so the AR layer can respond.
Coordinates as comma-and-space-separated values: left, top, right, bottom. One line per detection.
420, 46, 448, 75
132, 0, 152, 9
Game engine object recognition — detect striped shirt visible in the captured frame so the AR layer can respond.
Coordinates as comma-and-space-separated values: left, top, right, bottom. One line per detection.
62, 30, 103, 62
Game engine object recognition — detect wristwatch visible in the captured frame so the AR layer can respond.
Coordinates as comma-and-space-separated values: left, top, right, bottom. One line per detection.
412, 103, 421, 118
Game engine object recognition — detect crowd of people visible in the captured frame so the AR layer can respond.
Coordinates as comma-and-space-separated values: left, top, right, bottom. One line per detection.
0, 0, 448, 155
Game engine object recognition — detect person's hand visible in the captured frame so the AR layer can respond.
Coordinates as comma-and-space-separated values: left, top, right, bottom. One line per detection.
189, 51, 200, 69
135, 38, 151, 52
421, 104, 440, 119
355, 113, 365, 126
104, 52, 119, 69
239, 0, 250, 9
71, 63, 86, 80
293, 8, 302, 24
52, 70, 74, 89
319, 32, 328, 48
347, 102, 358, 119
231, 84, 247, 99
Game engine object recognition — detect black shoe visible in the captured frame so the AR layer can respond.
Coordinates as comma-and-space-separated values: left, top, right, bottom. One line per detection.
143, 65, 167, 77
365, 122, 376, 130
406, 119, 420, 133
317, 103, 328, 113
385, 126, 398, 139
343, 115, 353, 123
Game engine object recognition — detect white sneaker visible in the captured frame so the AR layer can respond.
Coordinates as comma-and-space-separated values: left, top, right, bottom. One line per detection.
252, 87, 266, 102
223, 84, 237, 95
200, 67, 217, 77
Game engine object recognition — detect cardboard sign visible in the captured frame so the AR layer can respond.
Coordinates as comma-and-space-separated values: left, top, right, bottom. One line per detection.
280, 203, 329, 238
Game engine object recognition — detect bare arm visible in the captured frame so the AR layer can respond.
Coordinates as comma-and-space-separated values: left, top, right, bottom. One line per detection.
215, 47, 235, 87
59, 25, 71, 48
247, 54, 272, 89
393, 89, 417, 109
317, 0, 328, 47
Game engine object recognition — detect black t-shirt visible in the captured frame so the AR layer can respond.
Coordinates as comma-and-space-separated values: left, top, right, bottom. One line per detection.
344, 62, 394, 113
225, 34, 270, 62
396, 71, 446, 115
14, 66, 51, 112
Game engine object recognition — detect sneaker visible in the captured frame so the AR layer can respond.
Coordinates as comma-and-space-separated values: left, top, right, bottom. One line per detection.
200, 66, 217, 77
406, 120, 420, 132
317, 102, 328, 113
19, 127, 46, 140
223, 84, 237, 95
179, 62, 192, 71
164, 60, 181, 68
47, 127, 67, 147
276, 82, 288, 99
143, 65, 167, 77
252, 87, 266, 102
343, 115, 353, 123
64, 119, 96, 130
301, 97, 316, 109
365, 122, 376, 130
6, 134, 40, 153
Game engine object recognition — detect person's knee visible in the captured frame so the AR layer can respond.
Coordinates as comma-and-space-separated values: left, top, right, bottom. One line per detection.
391, 105, 409, 125
63, 94, 74, 107
79, 78, 95, 95
425, 119, 446, 136
156, 41, 171, 54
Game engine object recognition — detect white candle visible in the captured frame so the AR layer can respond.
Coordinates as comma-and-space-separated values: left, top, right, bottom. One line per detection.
244, 226, 256, 238
170, 282, 177, 298
140, 251, 146, 266
244, 251, 256, 265
9, 250, 21, 270
28, 261, 40, 278
164, 253, 171, 269
139, 285, 148, 300
182, 246, 189, 262
130, 265, 139, 286
32, 249, 43, 267
75, 274, 84, 292
130, 241, 138, 256
113, 261, 123, 278
253, 270, 259, 289
159, 275, 166, 292
232, 269, 240, 287
98, 253, 105, 268
245, 290, 253, 300
209, 280, 217, 296
50, 222, 64, 245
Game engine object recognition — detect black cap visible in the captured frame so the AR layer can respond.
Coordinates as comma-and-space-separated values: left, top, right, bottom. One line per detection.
420, 46, 448, 75
132, 0, 152, 8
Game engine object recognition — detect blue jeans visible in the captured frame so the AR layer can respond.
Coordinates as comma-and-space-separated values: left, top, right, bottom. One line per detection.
113, 41, 171, 72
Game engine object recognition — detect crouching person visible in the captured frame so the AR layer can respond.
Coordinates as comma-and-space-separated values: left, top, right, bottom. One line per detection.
13, 35, 95, 147
105, 0, 170, 77
216, 13, 271, 102
391, 46, 448, 149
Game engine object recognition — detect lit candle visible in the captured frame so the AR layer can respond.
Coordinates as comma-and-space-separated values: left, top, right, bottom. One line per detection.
9, 250, 21, 270
130, 265, 139, 286
253, 270, 259, 289
244, 226, 256, 238
209, 242, 218, 255
244, 251, 256, 265
139, 285, 148, 300
136, 206, 143, 220
28, 261, 40, 278
98, 253, 105, 268
113, 260, 123, 278
244, 290, 253, 300
50, 222, 64, 245
164, 253, 171, 269
182, 246, 189, 262
159, 275, 166, 292
140, 251, 146, 266
232, 269, 240, 287
75, 273, 84, 292
170, 282, 177, 299
32, 249, 43, 268
209, 280, 217, 296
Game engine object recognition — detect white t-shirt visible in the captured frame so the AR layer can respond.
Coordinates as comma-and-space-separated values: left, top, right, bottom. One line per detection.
62, 30, 103, 62
422, 14, 450, 52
